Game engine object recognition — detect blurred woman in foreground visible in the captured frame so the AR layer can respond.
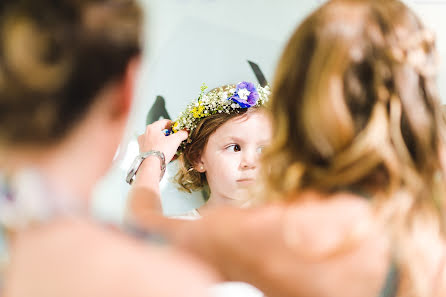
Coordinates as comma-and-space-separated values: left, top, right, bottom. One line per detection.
0, 1, 217, 296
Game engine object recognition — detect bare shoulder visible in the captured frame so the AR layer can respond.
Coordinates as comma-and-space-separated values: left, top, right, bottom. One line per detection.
262, 193, 389, 297
280, 192, 377, 250
190, 193, 390, 297
185, 192, 378, 252
8, 218, 218, 297
208, 192, 377, 248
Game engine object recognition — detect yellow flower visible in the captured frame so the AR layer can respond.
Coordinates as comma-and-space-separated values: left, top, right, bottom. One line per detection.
191, 104, 205, 118
172, 121, 179, 133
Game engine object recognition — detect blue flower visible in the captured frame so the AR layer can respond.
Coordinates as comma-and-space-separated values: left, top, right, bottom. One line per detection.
229, 81, 259, 108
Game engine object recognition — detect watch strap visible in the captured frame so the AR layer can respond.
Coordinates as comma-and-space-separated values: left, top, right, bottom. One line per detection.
126, 150, 166, 185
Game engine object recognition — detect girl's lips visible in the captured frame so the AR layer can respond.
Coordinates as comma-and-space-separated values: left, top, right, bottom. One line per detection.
236, 178, 256, 184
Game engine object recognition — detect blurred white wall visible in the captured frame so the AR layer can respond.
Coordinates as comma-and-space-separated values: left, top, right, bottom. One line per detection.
92, 0, 446, 222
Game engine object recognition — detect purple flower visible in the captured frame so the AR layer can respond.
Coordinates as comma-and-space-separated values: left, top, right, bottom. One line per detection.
229, 81, 259, 108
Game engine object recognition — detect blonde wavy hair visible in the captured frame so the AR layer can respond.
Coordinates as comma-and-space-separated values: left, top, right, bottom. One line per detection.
260, 0, 446, 296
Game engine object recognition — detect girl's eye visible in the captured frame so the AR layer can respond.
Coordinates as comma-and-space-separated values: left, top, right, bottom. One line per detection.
226, 144, 241, 152
257, 146, 265, 154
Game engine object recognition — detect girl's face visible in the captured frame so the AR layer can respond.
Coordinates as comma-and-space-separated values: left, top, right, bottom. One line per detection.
195, 111, 271, 204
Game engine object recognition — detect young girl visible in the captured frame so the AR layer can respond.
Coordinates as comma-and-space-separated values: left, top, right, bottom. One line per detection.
163, 81, 271, 217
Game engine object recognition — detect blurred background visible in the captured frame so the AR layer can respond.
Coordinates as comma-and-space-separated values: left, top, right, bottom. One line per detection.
91, 0, 446, 222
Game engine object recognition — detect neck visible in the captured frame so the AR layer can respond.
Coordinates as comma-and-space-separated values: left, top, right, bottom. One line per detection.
0, 115, 119, 207
0, 82, 127, 213
3, 148, 89, 203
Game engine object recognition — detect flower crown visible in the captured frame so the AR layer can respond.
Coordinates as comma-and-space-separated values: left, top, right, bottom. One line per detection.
169, 81, 270, 150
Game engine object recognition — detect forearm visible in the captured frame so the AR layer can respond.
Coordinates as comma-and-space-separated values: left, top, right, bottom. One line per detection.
131, 156, 162, 194
126, 203, 293, 294
163, 208, 269, 281
127, 156, 164, 220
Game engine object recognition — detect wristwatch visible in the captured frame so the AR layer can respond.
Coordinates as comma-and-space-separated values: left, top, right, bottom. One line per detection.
126, 150, 166, 185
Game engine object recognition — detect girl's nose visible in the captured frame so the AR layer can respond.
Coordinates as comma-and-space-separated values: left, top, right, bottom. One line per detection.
240, 150, 257, 170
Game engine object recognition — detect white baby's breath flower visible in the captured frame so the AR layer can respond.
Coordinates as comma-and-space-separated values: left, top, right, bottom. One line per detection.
220, 92, 228, 101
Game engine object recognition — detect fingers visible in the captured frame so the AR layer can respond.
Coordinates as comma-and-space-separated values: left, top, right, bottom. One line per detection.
146, 119, 172, 132
171, 129, 189, 142
137, 121, 188, 158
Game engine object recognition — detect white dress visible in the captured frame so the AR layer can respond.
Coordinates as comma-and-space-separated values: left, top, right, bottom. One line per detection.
169, 208, 201, 220
169, 209, 265, 297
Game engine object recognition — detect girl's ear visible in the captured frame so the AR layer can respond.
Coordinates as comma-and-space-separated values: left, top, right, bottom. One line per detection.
194, 159, 206, 173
